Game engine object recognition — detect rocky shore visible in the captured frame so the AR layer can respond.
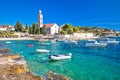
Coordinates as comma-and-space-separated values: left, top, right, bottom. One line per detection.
45, 71, 71, 80
0, 54, 43, 80
0, 49, 72, 80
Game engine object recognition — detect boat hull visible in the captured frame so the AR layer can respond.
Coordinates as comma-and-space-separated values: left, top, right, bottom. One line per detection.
49, 53, 72, 60
36, 49, 49, 53
85, 43, 107, 47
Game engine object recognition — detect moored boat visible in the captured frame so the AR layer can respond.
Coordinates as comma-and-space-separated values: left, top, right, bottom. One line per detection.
85, 41, 107, 47
36, 49, 49, 53
64, 40, 77, 44
49, 53, 72, 60
106, 38, 119, 44
27, 44, 34, 47
6, 41, 11, 43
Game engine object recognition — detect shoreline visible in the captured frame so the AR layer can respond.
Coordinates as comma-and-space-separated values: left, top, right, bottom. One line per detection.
0, 36, 119, 41
0, 37, 35, 41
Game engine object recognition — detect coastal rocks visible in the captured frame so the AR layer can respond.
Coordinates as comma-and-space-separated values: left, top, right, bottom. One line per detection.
0, 53, 72, 80
45, 71, 72, 80
0, 64, 26, 74
0, 48, 10, 53
0, 72, 42, 80
7, 54, 20, 59
0, 54, 43, 80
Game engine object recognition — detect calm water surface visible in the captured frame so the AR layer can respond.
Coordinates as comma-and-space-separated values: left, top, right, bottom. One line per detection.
0, 37, 120, 80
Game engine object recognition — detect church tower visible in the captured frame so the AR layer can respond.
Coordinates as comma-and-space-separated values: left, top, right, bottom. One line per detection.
38, 10, 43, 28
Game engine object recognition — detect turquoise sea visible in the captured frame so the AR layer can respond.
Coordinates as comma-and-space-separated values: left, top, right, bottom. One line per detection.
0, 37, 120, 80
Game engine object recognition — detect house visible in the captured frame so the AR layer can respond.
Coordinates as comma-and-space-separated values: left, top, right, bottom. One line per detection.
8, 25, 15, 31
73, 33, 94, 39
44, 23, 59, 34
0, 26, 7, 31
0, 25, 15, 31
54, 33, 94, 40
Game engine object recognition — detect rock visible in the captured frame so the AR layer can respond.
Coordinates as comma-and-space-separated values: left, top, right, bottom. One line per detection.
7, 54, 20, 59
0, 73, 43, 80
45, 71, 72, 80
0, 54, 43, 80
0, 48, 10, 53
0, 64, 26, 74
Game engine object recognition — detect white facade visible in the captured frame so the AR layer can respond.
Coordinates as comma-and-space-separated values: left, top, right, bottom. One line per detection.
73, 33, 94, 39
0, 25, 15, 31
45, 23, 59, 35
50, 23, 59, 34
0, 27, 7, 31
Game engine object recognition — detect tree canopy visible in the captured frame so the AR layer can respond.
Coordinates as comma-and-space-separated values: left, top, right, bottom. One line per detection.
13, 21, 116, 36
14, 21, 23, 32
41, 25, 47, 35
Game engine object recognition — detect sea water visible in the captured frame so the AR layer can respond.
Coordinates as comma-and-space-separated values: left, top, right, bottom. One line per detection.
0, 37, 120, 80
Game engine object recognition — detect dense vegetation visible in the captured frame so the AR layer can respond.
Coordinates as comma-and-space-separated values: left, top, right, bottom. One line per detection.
60, 24, 114, 36
14, 21, 117, 36
0, 21, 119, 37
0, 31, 18, 38
14, 21, 47, 34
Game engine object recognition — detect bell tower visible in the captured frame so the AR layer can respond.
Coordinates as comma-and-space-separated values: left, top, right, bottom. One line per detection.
38, 10, 43, 28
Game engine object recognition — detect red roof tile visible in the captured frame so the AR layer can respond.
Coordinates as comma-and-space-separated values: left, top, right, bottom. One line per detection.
0, 26, 4, 28
44, 23, 55, 28
8, 26, 13, 28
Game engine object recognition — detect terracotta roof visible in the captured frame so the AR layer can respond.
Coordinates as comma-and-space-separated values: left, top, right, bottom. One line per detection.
8, 26, 13, 28
0, 26, 4, 28
44, 23, 55, 28
0, 26, 13, 28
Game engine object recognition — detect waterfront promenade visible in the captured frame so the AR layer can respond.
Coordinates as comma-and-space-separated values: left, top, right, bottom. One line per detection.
0, 37, 35, 40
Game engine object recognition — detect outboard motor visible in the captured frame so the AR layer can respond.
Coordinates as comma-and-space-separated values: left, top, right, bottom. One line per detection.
68, 53, 72, 56
48, 55, 51, 58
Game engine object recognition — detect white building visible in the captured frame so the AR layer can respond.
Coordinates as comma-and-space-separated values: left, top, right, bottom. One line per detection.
0, 25, 14, 31
8, 26, 15, 31
73, 33, 94, 39
54, 33, 94, 40
38, 10, 59, 34
0, 26, 7, 31
44, 23, 59, 34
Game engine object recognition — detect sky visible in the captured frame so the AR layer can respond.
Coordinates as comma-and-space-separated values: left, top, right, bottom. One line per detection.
0, 0, 120, 30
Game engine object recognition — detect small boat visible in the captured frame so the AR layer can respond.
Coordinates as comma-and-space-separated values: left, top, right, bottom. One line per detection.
56, 39, 65, 42
27, 44, 34, 47
50, 39, 57, 43
6, 41, 11, 43
87, 39, 96, 41
64, 40, 77, 44
41, 42, 50, 46
36, 49, 49, 53
106, 38, 119, 44
49, 53, 72, 60
85, 41, 107, 47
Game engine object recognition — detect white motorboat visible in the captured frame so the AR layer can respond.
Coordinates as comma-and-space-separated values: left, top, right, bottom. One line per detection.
49, 53, 72, 60
87, 39, 96, 41
41, 42, 50, 45
50, 39, 56, 43
64, 40, 77, 44
36, 49, 49, 53
85, 41, 107, 47
6, 41, 11, 43
106, 38, 119, 44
